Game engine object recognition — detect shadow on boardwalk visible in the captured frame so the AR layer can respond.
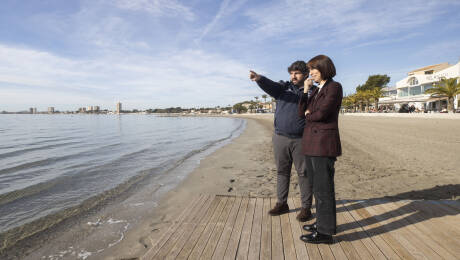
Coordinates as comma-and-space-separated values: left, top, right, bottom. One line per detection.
141, 185, 460, 259
306, 184, 460, 243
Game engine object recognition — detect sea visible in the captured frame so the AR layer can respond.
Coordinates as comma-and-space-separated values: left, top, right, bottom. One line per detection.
0, 114, 245, 249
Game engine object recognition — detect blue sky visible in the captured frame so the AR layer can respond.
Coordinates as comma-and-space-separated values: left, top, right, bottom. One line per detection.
1, 0, 460, 111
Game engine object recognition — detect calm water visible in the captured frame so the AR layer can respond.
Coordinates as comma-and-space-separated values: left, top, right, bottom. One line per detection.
0, 114, 245, 233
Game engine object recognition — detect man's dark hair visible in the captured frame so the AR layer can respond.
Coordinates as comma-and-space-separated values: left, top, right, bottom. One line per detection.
307, 55, 336, 80
287, 60, 309, 74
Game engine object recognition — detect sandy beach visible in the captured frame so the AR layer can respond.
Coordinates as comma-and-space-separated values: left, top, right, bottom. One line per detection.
11, 114, 460, 260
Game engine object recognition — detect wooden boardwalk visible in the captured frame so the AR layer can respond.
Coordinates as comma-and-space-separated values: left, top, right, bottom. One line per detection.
141, 195, 460, 259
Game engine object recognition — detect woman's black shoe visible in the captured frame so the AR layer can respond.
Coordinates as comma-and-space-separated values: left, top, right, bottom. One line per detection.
300, 231, 333, 244
302, 222, 317, 232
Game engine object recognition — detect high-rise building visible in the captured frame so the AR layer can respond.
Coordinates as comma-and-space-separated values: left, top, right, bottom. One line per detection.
29, 108, 33, 114
116, 102, 122, 114
48, 107, 54, 114
32, 108, 37, 114
93, 106, 100, 112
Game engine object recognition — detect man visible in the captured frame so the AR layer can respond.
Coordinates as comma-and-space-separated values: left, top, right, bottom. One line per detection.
249, 61, 314, 221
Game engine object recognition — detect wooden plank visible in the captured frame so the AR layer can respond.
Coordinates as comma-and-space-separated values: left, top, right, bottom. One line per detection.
142, 194, 206, 260
260, 198, 272, 260
306, 199, 335, 260
344, 200, 402, 260
287, 198, 309, 260
236, 197, 256, 260
175, 196, 224, 260
188, 197, 229, 260
153, 195, 214, 259
439, 200, 460, 211
248, 197, 263, 259
327, 200, 349, 260
363, 200, 439, 259
424, 201, 460, 230
200, 196, 236, 259
271, 198, 284, 260
213, 196, 243, 259
165, 195, 219, 259
293, 198, 322, 260
279, 199, 297, 260
316, 237, 335, 259
336, 200, 381, 260
393, 200, 460, 258
224, 197, 250, 260
381, 201, 458, 260
408, 201, 460, 236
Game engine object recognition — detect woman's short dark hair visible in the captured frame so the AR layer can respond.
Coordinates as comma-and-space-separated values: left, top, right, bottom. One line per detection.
307, 55, 336, 80
288, 60, 309, 74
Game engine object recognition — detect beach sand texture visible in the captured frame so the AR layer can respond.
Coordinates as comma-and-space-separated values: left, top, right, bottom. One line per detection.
95, 114, 459, 260
16, 114, 460, 260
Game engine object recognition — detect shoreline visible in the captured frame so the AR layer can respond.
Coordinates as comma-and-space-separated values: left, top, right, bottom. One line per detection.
1, 116, 248, 260
94, 114, 280, 260
4, 114, 460, 259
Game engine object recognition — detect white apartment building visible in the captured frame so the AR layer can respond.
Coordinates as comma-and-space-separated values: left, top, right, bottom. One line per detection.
379, 61, 460, 112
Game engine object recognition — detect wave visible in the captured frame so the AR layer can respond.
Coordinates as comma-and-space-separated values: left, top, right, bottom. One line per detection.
0, 142, 123, 177
0, 141, 81, 160
0, 118, 246, 254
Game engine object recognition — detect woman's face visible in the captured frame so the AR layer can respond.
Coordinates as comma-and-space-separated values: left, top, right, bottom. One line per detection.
309, 68, 322, 83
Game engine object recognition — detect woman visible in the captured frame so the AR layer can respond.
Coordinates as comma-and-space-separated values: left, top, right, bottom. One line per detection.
298, 55, 342, 244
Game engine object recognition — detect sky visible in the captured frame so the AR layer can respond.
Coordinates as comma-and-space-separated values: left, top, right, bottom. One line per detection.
1, 0, 460, 111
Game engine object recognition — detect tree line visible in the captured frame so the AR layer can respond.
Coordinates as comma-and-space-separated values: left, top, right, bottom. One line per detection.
342, 74, 390, 112
342, 74, 460, 113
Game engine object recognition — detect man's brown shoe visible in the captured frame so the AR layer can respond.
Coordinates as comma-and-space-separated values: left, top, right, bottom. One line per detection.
296, 208, 312, 222
268, 202, 289, 216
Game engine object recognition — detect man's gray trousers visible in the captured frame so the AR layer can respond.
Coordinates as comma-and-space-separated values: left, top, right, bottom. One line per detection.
272, 133, 313, 209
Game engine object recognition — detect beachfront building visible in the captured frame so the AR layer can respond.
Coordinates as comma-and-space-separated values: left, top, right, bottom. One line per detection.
379, 61, 460, 112
48, 107, 54, 114
116, 102, 122, 114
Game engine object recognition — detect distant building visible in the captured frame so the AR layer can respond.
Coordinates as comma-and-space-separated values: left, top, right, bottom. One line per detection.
32, 108, 37, 114
116, 102, 122, 114
48, 107, 54, 114
379, 61, 460, 112
79, 107, 86, 113
29, 108, 33, 114
382, 86, 397, 97
93, 106, 100, 112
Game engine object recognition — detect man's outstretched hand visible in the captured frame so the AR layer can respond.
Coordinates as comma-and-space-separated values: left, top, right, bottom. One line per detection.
249, 70, 261, 82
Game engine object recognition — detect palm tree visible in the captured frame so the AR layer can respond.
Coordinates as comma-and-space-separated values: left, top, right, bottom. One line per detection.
349, 94, 359, 112
261, 94, 268, 104
342, 95, 354, 112
355, 91, 367, 112
425, 77, 460, 113
369, 87, 383, 111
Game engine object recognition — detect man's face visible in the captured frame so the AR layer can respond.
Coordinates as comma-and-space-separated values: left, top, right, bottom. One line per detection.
289, 70, 307, 87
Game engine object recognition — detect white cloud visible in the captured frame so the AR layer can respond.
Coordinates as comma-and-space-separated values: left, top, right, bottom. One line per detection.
242, 0, 458, 45
197, 0, 249, 42
412, 40, 460, 62
0, 44, 259, 111
114, 0, 195, 21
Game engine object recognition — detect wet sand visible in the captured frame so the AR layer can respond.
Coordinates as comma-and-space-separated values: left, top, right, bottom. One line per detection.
12, 114, 460, 259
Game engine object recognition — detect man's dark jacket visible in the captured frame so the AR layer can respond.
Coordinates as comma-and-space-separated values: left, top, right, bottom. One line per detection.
257, 76, 313, 138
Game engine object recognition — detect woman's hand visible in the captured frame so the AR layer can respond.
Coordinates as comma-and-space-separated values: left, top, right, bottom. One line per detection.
304, 78, 313, 93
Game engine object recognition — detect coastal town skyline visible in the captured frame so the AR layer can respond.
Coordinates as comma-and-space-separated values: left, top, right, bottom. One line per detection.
1, 0, 460, 111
